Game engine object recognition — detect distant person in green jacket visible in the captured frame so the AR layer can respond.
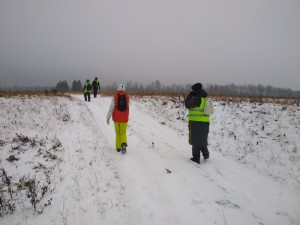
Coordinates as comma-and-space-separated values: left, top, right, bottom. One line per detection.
83, 79, 92, 102
92, 77, 100, 98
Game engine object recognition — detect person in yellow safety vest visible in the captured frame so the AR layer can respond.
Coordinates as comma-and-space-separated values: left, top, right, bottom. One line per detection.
83, 79, 92, 102
92, 77, 100, 98
185, 83, 210, 164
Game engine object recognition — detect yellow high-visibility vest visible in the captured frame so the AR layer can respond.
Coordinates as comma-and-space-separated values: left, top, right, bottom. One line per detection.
188, 97, 210, 122
84, 82, 92, 93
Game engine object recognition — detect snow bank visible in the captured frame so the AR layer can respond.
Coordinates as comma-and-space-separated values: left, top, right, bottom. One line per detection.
132, 96, 300, 189
0, 95, 123, 224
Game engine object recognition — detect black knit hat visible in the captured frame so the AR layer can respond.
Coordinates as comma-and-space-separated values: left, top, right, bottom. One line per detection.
191, 83, 202, 91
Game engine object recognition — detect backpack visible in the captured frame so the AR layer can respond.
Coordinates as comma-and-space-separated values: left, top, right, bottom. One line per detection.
117, 94, 127, 111
204, 99, 214, 115
87, 83, 92, 91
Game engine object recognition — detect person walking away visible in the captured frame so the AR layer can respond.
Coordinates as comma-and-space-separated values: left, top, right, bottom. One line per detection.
106, 84, 129, 154
83, 79, 92, 102
92, 77, 100, 98
185, 83, 210, 164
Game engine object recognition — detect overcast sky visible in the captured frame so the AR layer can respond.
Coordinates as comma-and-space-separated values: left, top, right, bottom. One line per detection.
0, 0, 299, 89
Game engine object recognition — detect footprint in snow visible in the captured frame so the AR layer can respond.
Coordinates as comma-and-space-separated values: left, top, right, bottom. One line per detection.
217, 185, 228, 193
276, 211, 297, 225
215, 199, 240, 209
114, 171, 119, 179
214, 167, 224, 176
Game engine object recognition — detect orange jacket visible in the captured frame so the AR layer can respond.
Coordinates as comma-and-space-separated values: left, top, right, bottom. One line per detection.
112, 90, 129, 122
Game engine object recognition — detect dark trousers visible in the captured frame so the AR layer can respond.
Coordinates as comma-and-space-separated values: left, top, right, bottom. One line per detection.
192, 145, 209, 161
84, 93, 91, 102
93, 89, 98, 98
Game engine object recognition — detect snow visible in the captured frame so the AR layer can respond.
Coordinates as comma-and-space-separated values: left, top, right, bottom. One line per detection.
0, 94, 299, 225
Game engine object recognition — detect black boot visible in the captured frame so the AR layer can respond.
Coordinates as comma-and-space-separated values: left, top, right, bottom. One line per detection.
201, 147, 209, 160
190, 157, 200, 164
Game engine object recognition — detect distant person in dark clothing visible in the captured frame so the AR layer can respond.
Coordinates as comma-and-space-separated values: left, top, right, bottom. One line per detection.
83, 79, 92, 102
92, 77, 100, 98
185, 83, 210, 164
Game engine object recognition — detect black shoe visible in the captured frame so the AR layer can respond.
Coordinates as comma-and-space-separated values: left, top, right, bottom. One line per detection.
190, 157, 200, 164
204, 156, 209, 160
116, 148, 121, 152
121, 143, 127, 154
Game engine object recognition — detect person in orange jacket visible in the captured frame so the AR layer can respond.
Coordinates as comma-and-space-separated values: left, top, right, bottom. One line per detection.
106, 84, 129, 154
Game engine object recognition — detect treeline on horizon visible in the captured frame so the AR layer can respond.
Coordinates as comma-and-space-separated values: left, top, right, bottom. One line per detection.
1, 80, 300, 98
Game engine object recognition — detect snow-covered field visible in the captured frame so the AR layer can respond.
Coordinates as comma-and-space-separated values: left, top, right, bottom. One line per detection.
0, 94, 299, 225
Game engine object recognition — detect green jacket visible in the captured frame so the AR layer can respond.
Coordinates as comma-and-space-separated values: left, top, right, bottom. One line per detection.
83, 82, 92, 93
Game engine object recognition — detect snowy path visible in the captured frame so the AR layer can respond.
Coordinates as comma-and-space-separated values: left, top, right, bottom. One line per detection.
2, 95, 298, 225
71, 95, 300, 225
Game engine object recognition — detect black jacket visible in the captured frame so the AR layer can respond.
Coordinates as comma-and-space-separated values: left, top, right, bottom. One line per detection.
185, 89, 209, 146
92, 80, 100, 90
185, 89, 207, 109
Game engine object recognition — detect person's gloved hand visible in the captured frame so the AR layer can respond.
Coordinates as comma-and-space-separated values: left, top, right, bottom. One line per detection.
106, 118, 110, 125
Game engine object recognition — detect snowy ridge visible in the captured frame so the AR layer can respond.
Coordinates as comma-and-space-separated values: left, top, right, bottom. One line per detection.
0, 95, 299, 225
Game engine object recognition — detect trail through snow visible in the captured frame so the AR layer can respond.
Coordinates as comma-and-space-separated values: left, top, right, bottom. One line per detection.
71, 95, 300, 225
1, 95, 299, 225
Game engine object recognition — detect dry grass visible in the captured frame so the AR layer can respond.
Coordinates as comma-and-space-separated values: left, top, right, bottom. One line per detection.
126, 93, 299, 105
211, 95, 299, 105
1, 90, 298, 106
0, 90, 71, 98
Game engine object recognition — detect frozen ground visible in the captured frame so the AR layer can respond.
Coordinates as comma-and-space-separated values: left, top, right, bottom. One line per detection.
0, 94, 299, 225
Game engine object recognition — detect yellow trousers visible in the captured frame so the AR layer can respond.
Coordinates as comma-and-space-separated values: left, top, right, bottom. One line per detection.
114, 122, 128, 149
